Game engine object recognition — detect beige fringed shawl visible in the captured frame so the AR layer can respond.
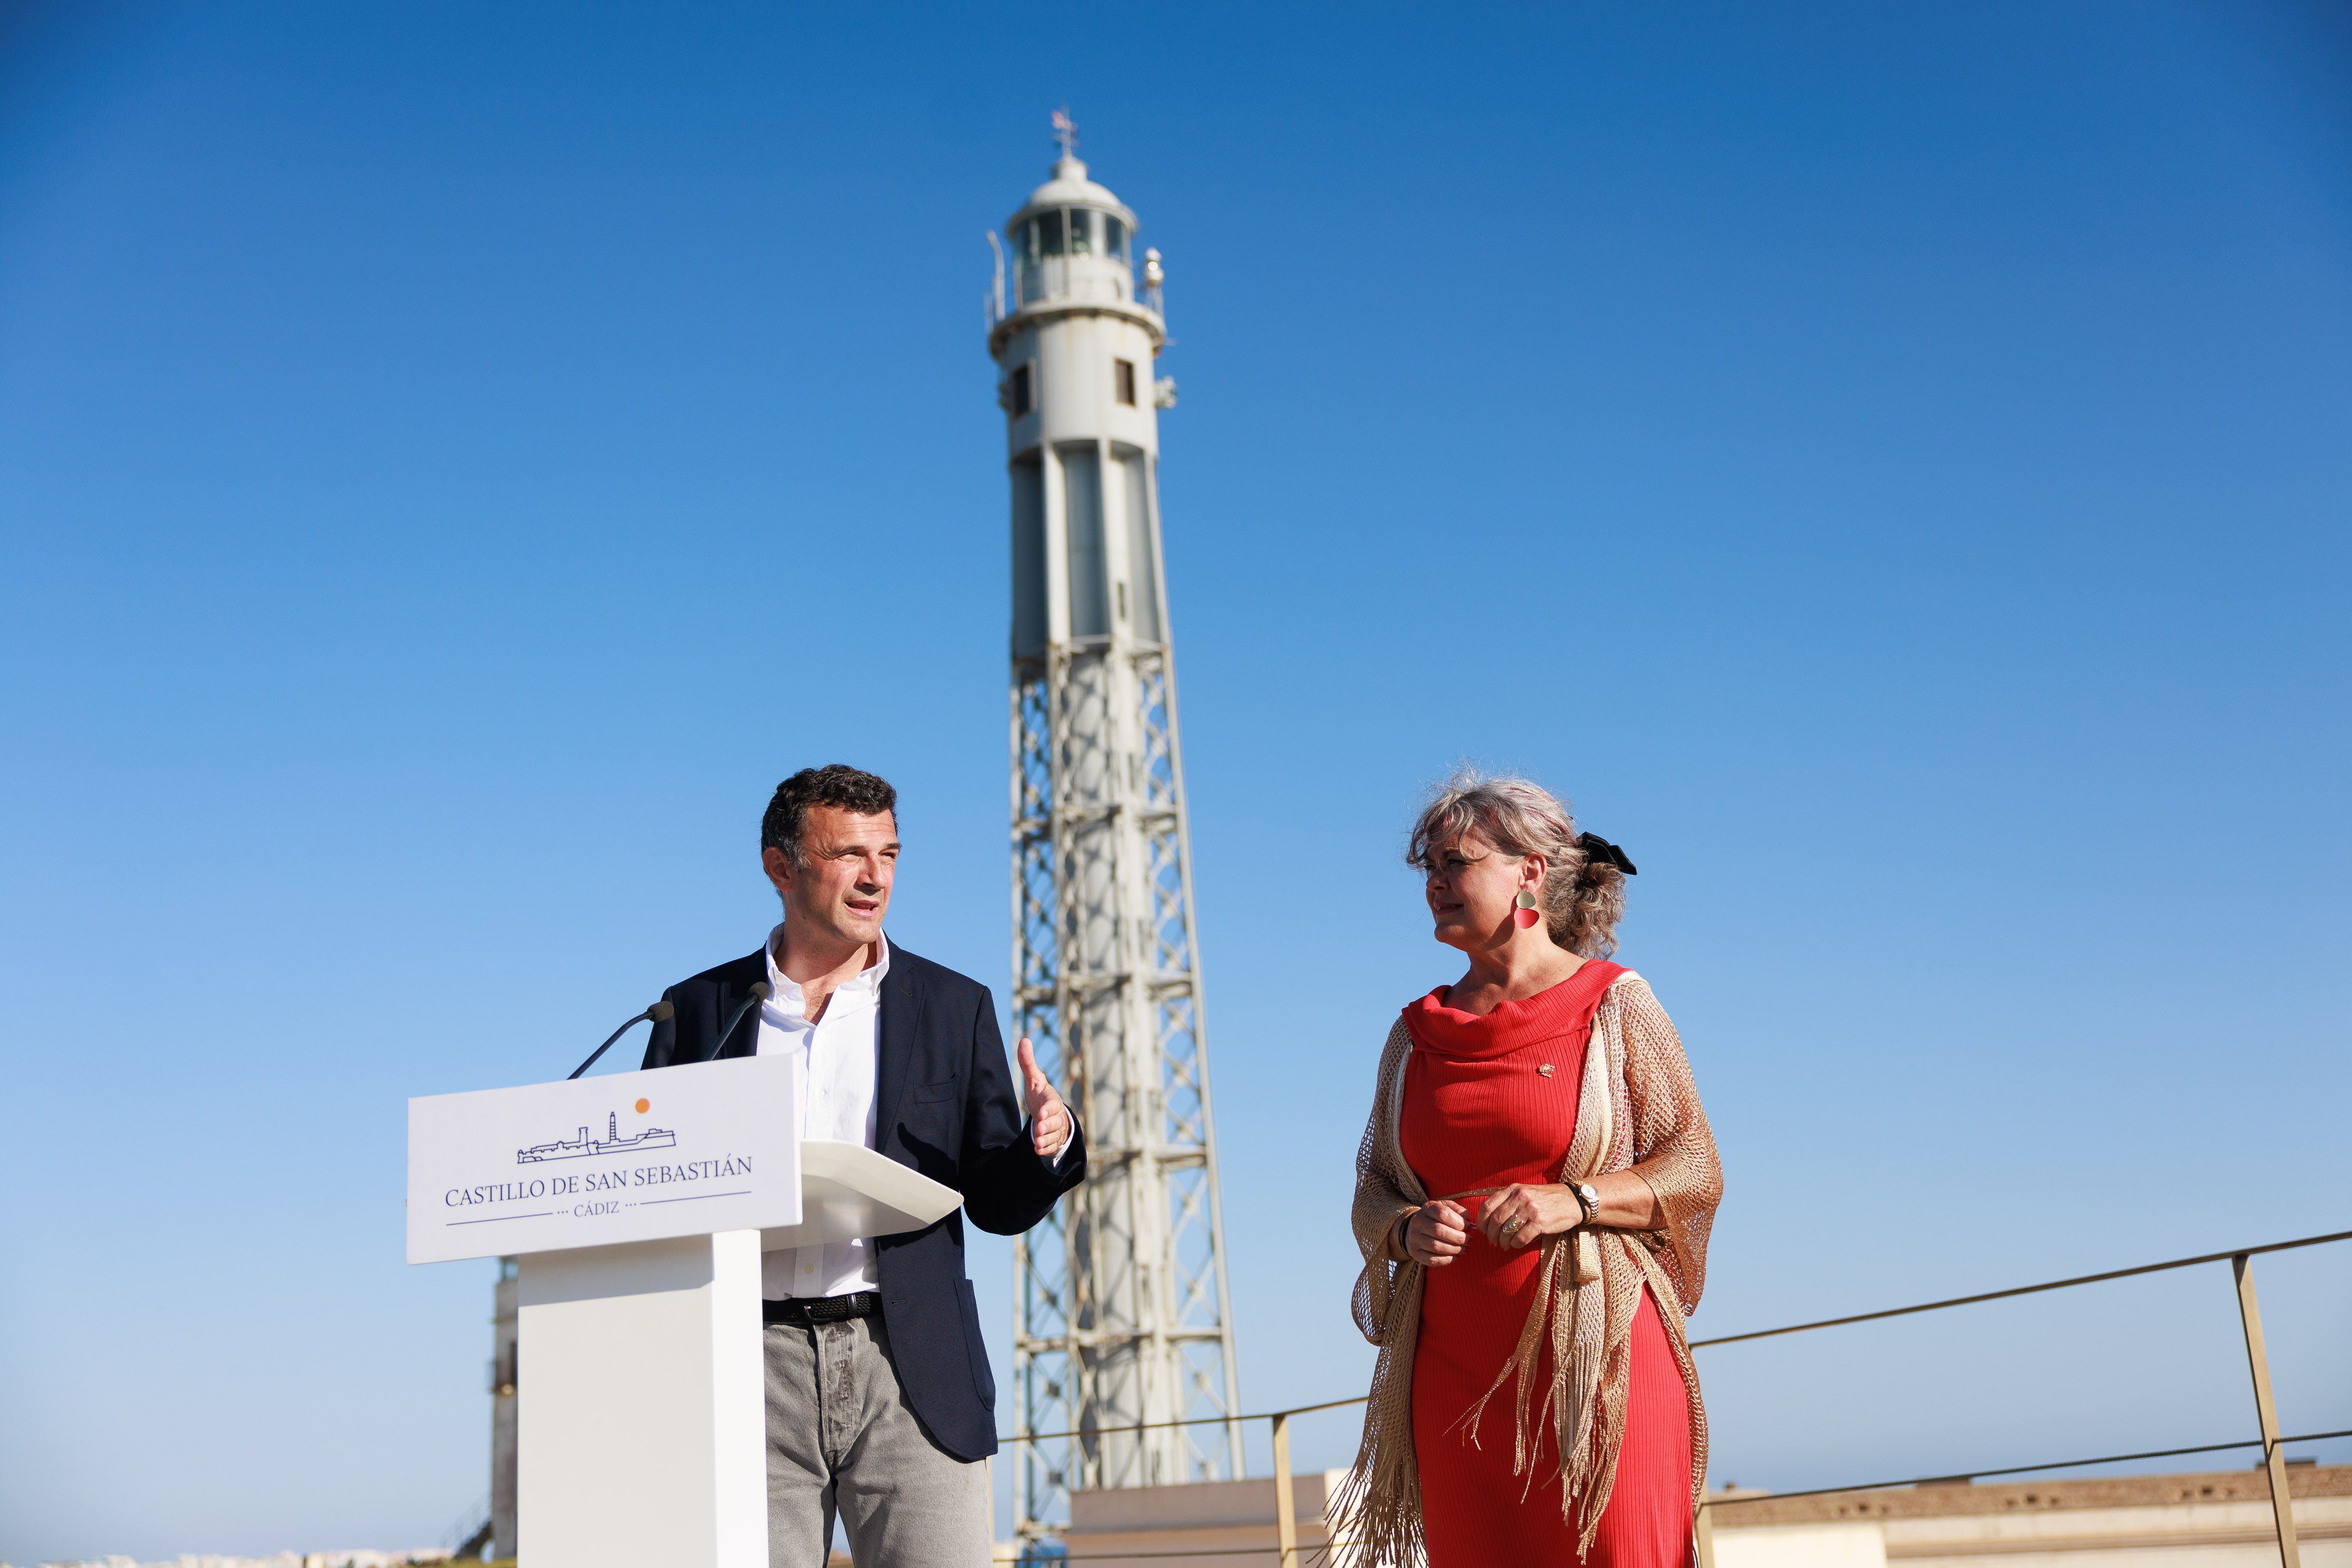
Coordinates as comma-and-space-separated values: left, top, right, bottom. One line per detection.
1331, 971, 1723, 1566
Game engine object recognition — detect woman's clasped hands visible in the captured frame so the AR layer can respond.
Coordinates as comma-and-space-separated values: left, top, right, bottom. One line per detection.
1402, 1183, 1587, 1266
1475, 1182, 1587, 1250
1401, 1199, 1470, 1266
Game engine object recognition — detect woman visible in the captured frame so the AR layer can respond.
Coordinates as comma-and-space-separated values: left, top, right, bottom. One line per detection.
1336, 773, 1722, 1567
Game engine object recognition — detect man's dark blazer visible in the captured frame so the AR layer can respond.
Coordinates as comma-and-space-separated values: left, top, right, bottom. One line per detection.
640, 939, 1083, 1462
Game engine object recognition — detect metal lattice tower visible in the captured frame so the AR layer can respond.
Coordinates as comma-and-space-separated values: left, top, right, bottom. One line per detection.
985, 131, 1244, 1545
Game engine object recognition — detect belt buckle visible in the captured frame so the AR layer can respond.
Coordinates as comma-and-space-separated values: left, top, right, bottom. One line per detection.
766, 1290, 876, 1327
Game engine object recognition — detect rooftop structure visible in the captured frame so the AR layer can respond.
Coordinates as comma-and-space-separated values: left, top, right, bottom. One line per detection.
1049, 1463, 2352, 1567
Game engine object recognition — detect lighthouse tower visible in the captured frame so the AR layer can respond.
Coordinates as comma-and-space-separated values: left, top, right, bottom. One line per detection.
986, 122, 1244, 1542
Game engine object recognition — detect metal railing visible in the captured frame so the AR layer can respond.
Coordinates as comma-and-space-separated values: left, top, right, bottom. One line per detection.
985, 255, 1158, 334
440, 1492, 493, 1561
1001, 1226, 2350, 1568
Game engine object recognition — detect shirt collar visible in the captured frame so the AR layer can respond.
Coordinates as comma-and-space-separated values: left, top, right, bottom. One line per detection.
763, 924, 890, 1008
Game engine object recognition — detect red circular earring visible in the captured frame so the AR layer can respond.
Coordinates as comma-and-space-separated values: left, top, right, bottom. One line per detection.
1513, 890, 1541, 930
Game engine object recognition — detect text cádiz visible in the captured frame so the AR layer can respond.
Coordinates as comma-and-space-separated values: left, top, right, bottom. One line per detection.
445, 1155, 753, 1206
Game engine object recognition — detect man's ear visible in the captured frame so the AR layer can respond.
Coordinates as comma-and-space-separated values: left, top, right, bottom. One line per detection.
762, 845, 794, 895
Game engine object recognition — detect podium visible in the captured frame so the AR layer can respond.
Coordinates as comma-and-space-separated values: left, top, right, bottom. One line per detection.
408, 1055, 960, 1567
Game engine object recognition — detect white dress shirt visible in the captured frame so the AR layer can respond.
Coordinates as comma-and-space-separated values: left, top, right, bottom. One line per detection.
759, 925, 890, 1300
754, 922, 1075, 1302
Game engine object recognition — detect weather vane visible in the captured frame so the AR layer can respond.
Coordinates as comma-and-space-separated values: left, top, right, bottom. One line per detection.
1051, 106, 1079, 159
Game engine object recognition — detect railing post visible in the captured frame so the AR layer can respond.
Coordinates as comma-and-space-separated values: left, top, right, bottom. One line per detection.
1271, 1410, 1300, 1568
2233, 1253, 2303, 1568
1695, 1492, 1718, 1568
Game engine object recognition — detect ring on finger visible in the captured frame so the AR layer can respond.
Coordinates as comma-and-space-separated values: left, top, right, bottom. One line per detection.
1500, 1215, 1525, 1236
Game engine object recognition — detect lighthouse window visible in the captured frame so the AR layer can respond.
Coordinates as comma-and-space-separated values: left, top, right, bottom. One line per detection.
1114, 359, 1137, 407
1010, 364, 1034, 417
1035, 210, 1065, 256
1013, 230, 1041, 304
1061, 444, 1110, 638
1011, 454, 1047, 660
1117, 445, 1162, 643
1069, 209, 1094, 255
1105, 217, 1128, 261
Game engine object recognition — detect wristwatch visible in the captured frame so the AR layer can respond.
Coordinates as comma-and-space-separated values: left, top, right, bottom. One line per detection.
1566, 1181, 1599, 1227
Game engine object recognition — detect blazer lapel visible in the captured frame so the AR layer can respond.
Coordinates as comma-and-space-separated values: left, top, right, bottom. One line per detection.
711, 948, 767, 1062
871, 945, 923, 1167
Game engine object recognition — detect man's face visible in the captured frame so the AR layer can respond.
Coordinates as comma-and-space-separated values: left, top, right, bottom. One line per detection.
766, 807, 898, 950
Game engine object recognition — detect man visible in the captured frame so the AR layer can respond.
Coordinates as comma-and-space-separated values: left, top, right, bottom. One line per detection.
643, 764, 1083, 1567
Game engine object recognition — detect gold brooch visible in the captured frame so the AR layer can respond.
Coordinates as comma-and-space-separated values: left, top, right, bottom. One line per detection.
1538, 1064, 1555, 1077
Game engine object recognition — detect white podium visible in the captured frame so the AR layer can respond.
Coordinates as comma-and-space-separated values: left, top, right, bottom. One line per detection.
408, 1055, 960, 1567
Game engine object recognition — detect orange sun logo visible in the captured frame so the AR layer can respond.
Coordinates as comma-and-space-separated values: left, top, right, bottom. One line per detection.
634, 1098, 650, 1114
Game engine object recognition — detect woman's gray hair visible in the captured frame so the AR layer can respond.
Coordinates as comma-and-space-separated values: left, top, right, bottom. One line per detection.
1406, 769, 1628, 958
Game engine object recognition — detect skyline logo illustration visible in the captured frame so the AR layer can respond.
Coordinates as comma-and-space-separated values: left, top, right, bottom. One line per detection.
516, 1105, 677, 1165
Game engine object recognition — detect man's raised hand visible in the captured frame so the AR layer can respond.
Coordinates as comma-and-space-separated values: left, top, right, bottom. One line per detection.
1016, 1036, 1071, 1162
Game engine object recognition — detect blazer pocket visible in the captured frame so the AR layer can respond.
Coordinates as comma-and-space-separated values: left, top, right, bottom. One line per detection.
958, 1278, 996, 1406
913, 1078, 959, 1104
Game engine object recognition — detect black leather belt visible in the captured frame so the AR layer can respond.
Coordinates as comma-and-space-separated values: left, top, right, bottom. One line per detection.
763, 1290, 881, 1326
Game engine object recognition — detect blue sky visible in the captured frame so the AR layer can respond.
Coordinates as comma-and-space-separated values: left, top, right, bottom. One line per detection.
2, 2, 2348, 1560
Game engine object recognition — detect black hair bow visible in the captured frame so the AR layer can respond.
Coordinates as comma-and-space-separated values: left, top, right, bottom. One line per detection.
1577, 833, 1638, 875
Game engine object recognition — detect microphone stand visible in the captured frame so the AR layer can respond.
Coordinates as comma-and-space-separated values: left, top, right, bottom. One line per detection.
710, 982, 771, 1058
564, 982, 767, 1080
567, 1001, 674, 1080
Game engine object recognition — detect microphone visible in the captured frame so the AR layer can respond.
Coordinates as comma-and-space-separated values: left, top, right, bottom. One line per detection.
711, 981, 771, 1058
567, 999, 677, 1080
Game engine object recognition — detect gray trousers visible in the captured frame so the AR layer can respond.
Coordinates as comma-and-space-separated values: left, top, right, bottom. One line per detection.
764, 1314, 990, 1568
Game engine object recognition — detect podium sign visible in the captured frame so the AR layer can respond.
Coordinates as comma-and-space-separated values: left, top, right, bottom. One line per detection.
404, 1052, 957, 1567
406, 1054, 798, 1264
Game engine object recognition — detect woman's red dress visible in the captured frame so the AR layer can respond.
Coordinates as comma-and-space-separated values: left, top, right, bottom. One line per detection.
1401, 962, 1693, 1567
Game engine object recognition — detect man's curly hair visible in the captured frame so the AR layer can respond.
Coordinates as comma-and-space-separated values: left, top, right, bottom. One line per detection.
761, 764, 898, 867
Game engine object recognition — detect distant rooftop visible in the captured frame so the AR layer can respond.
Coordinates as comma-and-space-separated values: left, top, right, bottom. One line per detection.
1709, 1461, 2348, 1524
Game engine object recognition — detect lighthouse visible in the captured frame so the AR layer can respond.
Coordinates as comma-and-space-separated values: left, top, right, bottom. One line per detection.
987, 119, 1244, 1542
